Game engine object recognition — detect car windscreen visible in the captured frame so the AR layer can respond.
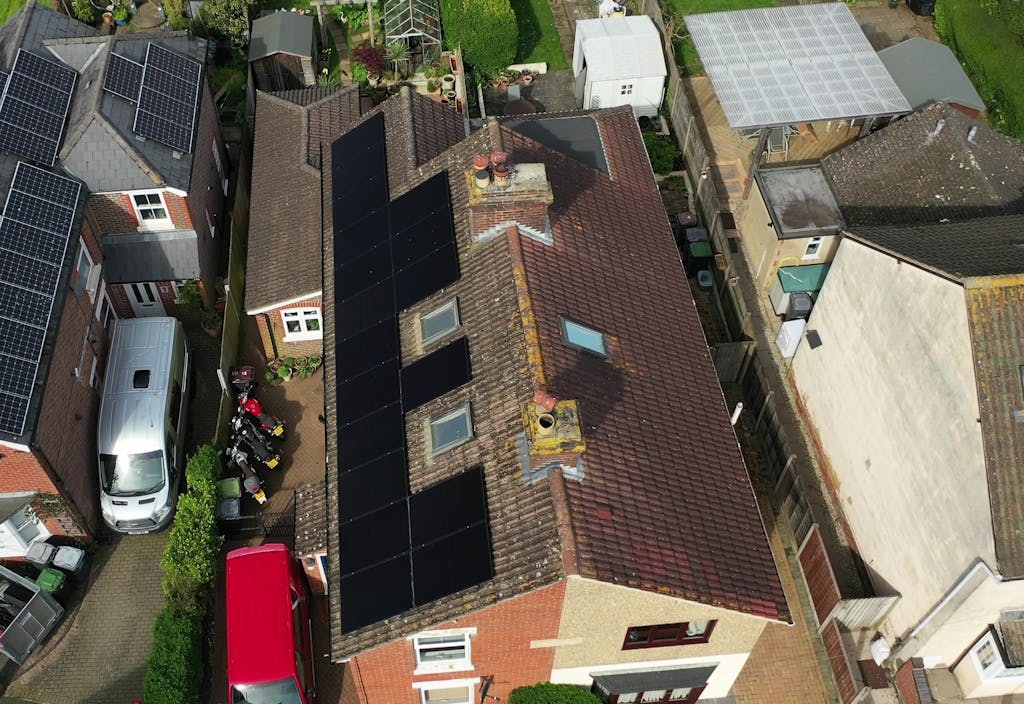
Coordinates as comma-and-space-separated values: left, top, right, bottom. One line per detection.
100, 451, 165, 496
231, 678, 303, 704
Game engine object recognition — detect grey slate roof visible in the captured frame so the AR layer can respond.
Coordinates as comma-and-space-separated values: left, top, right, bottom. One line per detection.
249, 12, 314, 61
822, 103, 1024, 228
100, 230, 201, 283
0, 1, 98, 70
878, 38, 985, 113
848, 215, 1024, 281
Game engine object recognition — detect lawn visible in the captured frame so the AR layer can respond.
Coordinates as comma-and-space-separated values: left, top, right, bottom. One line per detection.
668, 0, 778, 75
0, 0, 51, 25
510, 0, 567, 70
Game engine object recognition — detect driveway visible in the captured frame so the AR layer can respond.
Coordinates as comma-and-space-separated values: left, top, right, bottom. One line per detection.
0, 315, 221, 704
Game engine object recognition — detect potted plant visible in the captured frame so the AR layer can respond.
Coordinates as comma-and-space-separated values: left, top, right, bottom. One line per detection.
426, 79, 437, 93
112, 2, 130, 25
201, 308, 222, 337
176, 279, 201, 307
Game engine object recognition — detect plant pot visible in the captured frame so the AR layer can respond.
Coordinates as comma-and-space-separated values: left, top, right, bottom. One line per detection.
522, 73, 534, 86
446, 89, 457, 101
102, 11, 113, 24
441, 74, 455, 91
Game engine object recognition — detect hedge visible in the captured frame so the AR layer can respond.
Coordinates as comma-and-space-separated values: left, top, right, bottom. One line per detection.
144, 444, 223, 704
934, 0, 1024, 140
509, 683, 603, 704
441, 0, 517, 78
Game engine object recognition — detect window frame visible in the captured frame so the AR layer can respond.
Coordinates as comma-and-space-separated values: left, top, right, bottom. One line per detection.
95, 281, 116, 329
620, 83, 634, 96
412, 629, 475, 674
75, 238, 100, 298
802, 236, 823, 260
605, 686, 706, 704
429, 404, 473, 456
414, 678, 478, 704
560, 317, 608, 358
211, 138, 228, 195
621, 620, 717, 650
280, 308, 323, 342
5, 504, 48, 550
419, 299, 461, 347
131, 191, 172, 231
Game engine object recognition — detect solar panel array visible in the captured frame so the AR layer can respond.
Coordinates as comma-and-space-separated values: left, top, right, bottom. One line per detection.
0, 50, 77, 167
332, 114, 491, 632
103, 53, 145, 102
132, 43, 202, 153
686, 3, 910, 129
0, 163, 81, 436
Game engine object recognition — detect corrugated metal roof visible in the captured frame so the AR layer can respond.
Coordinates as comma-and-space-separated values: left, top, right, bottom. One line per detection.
575, 16, 667, 82
687, 4, 909, 129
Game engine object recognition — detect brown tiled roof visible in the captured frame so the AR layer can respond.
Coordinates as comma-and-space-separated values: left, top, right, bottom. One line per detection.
504, 109, 788, 621
295, 480, 327, 556
967, 283, 1024, 578
321, 104, 787, 660
245, 87, 361, 312
822, 103, 1024, 228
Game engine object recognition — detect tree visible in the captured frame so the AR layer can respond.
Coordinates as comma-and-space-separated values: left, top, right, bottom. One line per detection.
508, 683, 603, 704
387, 40, 409, 77
198, 0, 254, 49
352, 41, 388, 80
440, 0, 517, 77
71, 0, 95, 24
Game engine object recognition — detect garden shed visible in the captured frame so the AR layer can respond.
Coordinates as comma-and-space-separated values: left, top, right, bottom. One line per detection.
572, 16, 666, 119
249, 12, 317, 91
878, 38, 985, 119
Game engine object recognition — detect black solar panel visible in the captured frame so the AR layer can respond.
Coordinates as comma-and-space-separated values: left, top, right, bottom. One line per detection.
334, 241, 392, 301
338, 499, 411, 575
338, 450, 408, 522
410, 466, 488, 546
133, 43, 201, 153
335, 317, 398, 377
0, 162, 80, 436
388, 171, 450, 233
391, 207, 456, 270
337, 402, 405, 468
0, 71, 8, 91
337, 357, 401, 426
339, 555, 413, 632
394, 242, 461, 312
335, 279, 395, 341
102, 53, 144, 102
412, 523, 493, 604
399, 337, 472, 411
0, 50, 76, 166
334, 207, 389, 265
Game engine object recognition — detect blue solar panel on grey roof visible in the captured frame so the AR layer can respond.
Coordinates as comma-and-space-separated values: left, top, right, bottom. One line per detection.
0, 50, 77, 166
103, 53, 144, 102
0, 162, 81, 437
133, 43, 201, 153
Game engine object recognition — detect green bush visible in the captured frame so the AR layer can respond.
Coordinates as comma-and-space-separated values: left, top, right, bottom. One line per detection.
643, 132, 680, 175
441, 0, 517, 77
71, 0, 95, 24
198, 0, 254, 49
165, 0, 187, 30
160, 445, 222, 610
935, 0, 1024, 140
143, 607, 204, 704
509, 683, 602, 704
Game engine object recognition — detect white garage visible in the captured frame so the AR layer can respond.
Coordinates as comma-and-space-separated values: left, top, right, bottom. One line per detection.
572, 16, 667, 119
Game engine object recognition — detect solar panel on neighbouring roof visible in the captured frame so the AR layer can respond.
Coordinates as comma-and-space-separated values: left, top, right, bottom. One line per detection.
132, 43, 201, 153
0, 50, 77, 166
103, 53, 144, 102
0, 162, 81, 437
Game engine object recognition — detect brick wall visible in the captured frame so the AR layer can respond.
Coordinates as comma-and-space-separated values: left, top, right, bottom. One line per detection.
187, 82, 227, 302
345, 581, 567, 704
33, 288, 104, 535
0, 451, 73, 540
263, 298, 325, 360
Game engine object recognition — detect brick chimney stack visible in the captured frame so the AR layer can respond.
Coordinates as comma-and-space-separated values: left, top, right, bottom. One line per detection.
468, 151, 554, 243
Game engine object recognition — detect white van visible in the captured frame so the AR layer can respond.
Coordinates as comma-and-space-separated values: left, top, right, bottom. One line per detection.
98, 317, 190, 534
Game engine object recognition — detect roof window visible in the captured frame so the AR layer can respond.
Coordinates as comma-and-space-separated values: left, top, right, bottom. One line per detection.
133, 369, 151, 389
560, 317, 607, 357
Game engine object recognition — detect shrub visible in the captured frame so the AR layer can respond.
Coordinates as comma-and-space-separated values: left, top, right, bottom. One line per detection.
160, 445, 222, 610
351, 60, 370, 85
643, 132, 680, 175
198, 0, 254, 49
71, 0, 95, 24
352, 41, 387, 78
441, 0, 517, 77
143, 607, 204, 704
509, 683, 603, 704
165, 0, 187, 30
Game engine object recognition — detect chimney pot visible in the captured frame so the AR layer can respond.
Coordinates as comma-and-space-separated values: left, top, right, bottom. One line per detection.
490, 151, 508, 167
533, 390, 558, 411
474, 169, 491, 188
473, 154, 490, 170
493, 164, 510, 188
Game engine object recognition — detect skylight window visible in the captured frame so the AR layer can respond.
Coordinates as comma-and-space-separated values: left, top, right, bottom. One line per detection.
419, 299, 460, 346
560, 317, 607, 357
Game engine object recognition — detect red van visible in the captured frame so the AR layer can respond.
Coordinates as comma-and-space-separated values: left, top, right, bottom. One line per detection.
226, 544, 315, 704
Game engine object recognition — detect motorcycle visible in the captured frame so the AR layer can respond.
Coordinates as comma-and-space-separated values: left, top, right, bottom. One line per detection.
234, 380, 285, 438
229, 414, 282, 470
225, 443, 267, 505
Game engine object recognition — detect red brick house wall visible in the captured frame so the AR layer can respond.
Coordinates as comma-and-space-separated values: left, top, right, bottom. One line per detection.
256, 297, 325, 360
187, 82, 228, 304
346, 581, 567, 704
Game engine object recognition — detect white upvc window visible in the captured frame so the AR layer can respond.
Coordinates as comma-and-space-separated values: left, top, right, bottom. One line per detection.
211, 139, 228, 195
620, 83, 634, 95
412, 629, 475, 674
95, 281, 116, 328
281, 308, 323, 341
802, 236, 823, 260
414, 678, 478, 704
75, 238, 101, 299
6, 504, 48, 550
972, 629, 1024, 681
429, 405, 473, 455
419, 299, 460, 347
131, 191, 172, 231
205, 205, 216, 238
